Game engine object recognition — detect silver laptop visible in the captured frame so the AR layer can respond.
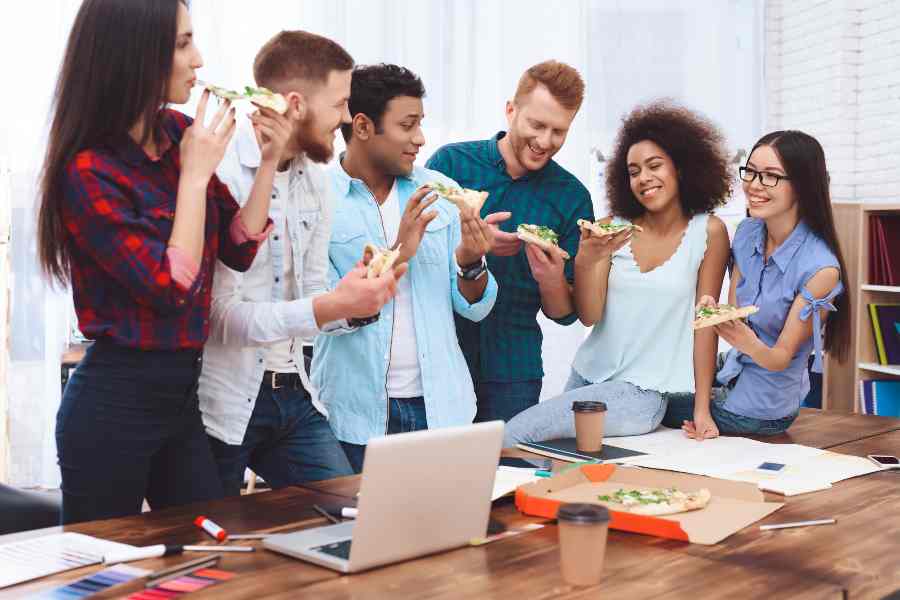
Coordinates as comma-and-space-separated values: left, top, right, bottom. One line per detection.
263, 421, 504, 573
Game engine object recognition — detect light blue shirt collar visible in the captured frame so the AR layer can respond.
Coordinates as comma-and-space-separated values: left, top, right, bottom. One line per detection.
752, 219, 811, 273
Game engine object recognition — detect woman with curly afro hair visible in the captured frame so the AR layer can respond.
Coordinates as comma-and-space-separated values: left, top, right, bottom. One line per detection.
502, 101, 731, 448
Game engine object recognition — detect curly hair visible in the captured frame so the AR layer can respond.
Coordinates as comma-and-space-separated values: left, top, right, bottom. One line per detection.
607, 100, 731, 219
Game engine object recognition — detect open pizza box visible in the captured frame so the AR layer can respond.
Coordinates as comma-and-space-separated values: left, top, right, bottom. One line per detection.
515, 464, 783, 545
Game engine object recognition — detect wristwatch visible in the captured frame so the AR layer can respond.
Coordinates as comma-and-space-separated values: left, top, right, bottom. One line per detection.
348, 313, 380, 328
457, 256, 488, 281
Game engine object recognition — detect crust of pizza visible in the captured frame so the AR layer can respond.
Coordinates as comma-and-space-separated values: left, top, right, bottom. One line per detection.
248, 91, 289, 115
516, 230, 571, 260
692, 306, 759, 330
362, 243, 401, 278
426, 183, 489, 212
202, 82, 289, 115
577, 219, 644, 237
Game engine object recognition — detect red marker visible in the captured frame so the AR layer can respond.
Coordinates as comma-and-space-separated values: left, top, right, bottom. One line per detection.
194, 515, 228, 541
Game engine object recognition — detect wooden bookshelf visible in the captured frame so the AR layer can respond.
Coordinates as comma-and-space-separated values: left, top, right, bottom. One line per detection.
825, 202, 900, 413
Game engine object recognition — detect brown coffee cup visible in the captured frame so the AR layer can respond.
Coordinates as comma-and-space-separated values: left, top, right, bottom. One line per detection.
557, 503, 610, 587
572, 401, 607, 452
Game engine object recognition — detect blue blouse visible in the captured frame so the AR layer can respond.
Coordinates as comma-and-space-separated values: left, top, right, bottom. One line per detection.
717, 218, 843, 420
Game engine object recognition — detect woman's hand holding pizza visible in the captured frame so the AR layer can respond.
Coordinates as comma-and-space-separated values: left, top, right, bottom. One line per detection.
695, 295, 718, 311
715, 317, 761, 356
180, 90, 236, 186
574, 219, 631, 266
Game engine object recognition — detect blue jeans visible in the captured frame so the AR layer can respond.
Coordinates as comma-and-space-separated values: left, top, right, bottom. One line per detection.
208, 381, 353, 496
661, 390, 798, 436
341, 397, 428, 473
56, 341, 224, 525
474, 380, 543, 423
503, 370, 667, 447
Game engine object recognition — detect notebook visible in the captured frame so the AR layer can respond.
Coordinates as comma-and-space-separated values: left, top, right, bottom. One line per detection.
0, 533, 136, 589
516, 438, 645, 463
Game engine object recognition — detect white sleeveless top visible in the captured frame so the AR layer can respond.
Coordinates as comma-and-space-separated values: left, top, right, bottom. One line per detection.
571, 214, 710, 393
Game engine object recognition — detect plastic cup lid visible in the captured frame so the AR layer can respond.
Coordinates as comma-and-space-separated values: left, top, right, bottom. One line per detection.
557, 503, 610, 524
571, 400, 608, 413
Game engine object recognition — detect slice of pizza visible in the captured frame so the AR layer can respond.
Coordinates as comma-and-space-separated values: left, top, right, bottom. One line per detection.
199, 81, 289, 114
577, 219, 644, 237
425, 181, 489, 212
693, 304, 760, 330
596, 487, 711, 517
242, 85, 289, 114
362, 243, 402, 279
517, 224, 570, 259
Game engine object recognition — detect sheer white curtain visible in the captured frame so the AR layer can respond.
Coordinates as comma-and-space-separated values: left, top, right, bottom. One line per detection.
1, 2, 84, 487
1, 0, 764, 486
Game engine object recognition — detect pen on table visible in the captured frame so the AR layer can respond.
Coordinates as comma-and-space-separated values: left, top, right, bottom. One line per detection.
90, 555, 219, 599
103, 543, 253, 564
759, 518, 836, 531
312, 504, 342, 524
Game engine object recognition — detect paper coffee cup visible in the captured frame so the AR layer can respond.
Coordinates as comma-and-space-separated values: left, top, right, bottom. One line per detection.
572, 401, 607, 452
557, 503, 610, 587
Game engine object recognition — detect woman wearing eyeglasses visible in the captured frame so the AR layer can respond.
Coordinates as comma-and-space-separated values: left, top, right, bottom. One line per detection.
502, 101, 732, 447
662, 130, 850, 437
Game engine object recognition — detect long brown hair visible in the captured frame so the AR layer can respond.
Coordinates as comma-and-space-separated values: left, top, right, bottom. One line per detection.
750, 130, 851, 361
38, 0, 182, 285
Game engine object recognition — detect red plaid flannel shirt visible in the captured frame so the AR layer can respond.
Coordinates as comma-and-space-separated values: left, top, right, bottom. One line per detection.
62, 109, 266, 350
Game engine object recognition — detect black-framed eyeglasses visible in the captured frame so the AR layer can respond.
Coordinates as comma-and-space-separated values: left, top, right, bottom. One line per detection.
739, 166, 789, 188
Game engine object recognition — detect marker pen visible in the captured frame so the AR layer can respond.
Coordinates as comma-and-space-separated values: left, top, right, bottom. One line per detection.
194, 515, 228, 541
104, 544, 254, 563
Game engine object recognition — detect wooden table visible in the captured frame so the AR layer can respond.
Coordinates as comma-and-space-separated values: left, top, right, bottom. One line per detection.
2, 413, 898, 599
761, 408, 900, 449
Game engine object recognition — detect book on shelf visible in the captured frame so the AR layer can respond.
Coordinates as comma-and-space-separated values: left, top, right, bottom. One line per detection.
859, 379, 900, 417
867, 303, 900, 365
868, 215, 900, 286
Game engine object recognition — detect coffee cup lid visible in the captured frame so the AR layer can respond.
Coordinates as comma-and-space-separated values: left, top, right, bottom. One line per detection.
557, 503, 610, 524
571, 400, 607, 413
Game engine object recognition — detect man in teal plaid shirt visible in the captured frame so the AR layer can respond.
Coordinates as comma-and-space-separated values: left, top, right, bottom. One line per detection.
426, 60, 594, 422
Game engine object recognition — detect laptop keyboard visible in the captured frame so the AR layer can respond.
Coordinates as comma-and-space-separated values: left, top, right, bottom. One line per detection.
312, 539, 352, 560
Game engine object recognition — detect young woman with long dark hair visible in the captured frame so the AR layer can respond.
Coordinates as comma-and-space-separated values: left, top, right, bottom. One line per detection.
663, 130, 850, 437
39, 0, 289, 523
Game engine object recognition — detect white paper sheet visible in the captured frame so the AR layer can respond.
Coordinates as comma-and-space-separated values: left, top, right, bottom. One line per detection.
492, 466, 542, 501
603, 428, 877, 494
0, 532, 136, 588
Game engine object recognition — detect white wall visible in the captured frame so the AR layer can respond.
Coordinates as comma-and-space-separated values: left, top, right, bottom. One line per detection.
765, 0, 900, 203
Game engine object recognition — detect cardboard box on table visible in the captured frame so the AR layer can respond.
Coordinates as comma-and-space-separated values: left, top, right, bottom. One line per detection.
515, 464, 783, 545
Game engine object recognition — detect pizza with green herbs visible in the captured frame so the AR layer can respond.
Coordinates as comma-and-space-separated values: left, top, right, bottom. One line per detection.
517, 224, 570, 259
596, 487, 711, 516
692, 304, 759, 330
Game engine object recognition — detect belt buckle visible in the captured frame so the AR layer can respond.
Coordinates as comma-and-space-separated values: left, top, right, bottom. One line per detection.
271, 372, 283, 390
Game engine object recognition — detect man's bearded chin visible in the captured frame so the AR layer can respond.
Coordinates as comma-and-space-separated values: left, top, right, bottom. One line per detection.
295, 117, 333, 164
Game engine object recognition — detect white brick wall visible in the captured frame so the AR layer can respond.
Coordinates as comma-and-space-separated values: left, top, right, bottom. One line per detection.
766, 0, 900, 202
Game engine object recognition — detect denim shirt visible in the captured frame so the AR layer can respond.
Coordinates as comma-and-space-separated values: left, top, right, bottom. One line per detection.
717, 218, 842, 420
311, 163, 498, 445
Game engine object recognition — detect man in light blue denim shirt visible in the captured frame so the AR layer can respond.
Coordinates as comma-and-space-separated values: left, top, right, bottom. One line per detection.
312, 64, 499, 472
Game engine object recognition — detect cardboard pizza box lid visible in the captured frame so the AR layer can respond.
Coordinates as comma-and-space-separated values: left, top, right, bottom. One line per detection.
515, 464, 783, 545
